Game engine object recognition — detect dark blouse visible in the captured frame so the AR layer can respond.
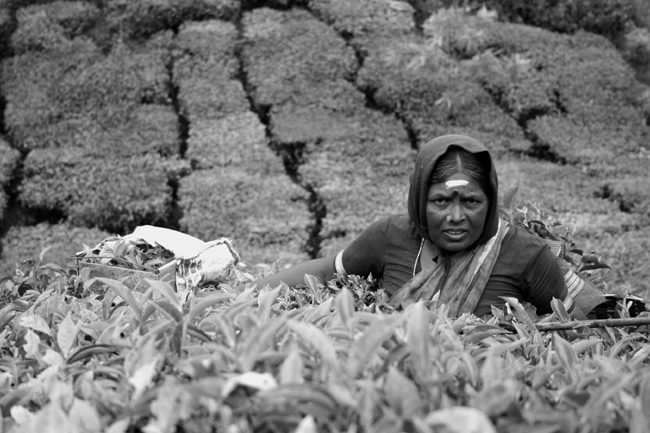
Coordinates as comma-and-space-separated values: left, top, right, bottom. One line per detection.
340, 215, 569, 316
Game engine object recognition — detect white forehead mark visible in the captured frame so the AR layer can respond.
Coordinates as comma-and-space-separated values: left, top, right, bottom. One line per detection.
445, 180, 469, 188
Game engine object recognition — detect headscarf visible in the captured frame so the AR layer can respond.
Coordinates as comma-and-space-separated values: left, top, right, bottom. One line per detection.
407, 134, 499, 247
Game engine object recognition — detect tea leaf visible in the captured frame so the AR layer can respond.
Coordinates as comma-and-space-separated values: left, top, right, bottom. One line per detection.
69, 398, 102, 433
257, 285, 282, 321
570, 338, 604, 356
295, 415, 318, 433
23, 329, 41, 359
188, 292, 234, 323
550, 297, 570, 322
279, 350, 304, 385
552, 333, 578, 382
222, 371, 277, 398
384, 366, 421, 418
42, 349, 65, 368
30, 403, 72, 433
129, 357, 161, 402
502, 297, 538, 335
425, 406, 497, 433
57, 312, 79, 359
95, 278, 142, 319
348, 314, 401, 377
144, 278, 181, 311
579, 374, 635, 427
406, 302, 430, 383
335, 287, 355, 330
609, 334, 645, 359
240, 314, 289, 371
639, 376, 650, 417
289, 321, 338, 367
10, 405, 34, 426
19, 314, 51, 336
473, 379, 517, 417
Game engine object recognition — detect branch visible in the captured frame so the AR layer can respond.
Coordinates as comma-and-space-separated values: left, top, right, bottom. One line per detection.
534, 316, 650, 331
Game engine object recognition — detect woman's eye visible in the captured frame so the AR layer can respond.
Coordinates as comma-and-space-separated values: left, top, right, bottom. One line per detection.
432, 198, 448, 205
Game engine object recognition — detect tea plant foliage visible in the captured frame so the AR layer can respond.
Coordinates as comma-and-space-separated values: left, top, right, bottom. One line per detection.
1, 255, 650, 433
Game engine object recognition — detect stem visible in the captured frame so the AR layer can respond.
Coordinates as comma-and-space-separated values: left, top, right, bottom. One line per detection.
534, 317, 650, 331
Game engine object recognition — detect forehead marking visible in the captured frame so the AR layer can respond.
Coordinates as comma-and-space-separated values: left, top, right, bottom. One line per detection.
445, 180, 469, 189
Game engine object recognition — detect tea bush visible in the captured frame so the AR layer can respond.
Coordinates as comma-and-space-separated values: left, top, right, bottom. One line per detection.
241, 7, 358, 109
185, 113, 274, 172
1, 260, 650, 432
18, 149, 186, 233
308, 0, 415, 54
11, 104, 180, 157
0, 38, 101, 147
9, 1, 99, 53
172, 19, 239, 82
482, 0, 637, 39
423, 11, 649, 167
2, 40, 172, 151
357, 44, 525, 153
0, 222, 112, 278
103, 0, 239, 40
178, 167, 312, 266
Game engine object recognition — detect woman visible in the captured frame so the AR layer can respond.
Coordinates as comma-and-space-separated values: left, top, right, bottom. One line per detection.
242, 134, 575, 317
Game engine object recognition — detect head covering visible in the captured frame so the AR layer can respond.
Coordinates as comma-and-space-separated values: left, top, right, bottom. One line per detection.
407, 134, 499, 247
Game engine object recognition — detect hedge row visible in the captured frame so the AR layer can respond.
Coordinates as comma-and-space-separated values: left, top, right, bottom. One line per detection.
2, 39, 172, 152
356, 43, 526, 155
241, 8, 358, 109
425, 12, 648, 166
178, 168, 311, 266
18, 149, 186, 233
1, 3, 188, 240
0, 221, 113, 278
308, 0, 415, 55
170, 17, 312, 265
242, 7, 415, 256
10, 1, 100, 54
103, 0, 239, 41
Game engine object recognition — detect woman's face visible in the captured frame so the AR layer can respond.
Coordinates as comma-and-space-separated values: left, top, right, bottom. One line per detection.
426, 173, 489, 252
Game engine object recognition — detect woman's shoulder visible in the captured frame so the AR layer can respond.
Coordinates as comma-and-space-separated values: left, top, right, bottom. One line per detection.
500, 223, 555, 261
381, 214, 420, 238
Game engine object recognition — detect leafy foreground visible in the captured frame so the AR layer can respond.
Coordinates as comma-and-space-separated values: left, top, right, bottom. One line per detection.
1, 254, 650, 433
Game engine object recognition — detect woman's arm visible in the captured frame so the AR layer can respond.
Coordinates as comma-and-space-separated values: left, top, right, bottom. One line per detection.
236, 253, 338, 290
524, 246, 584, 317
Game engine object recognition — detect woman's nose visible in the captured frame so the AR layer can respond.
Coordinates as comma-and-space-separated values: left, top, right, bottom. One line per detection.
449, 202, 465, 222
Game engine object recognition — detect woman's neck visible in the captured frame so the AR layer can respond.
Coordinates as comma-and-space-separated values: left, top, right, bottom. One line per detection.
420, 238, 442, 270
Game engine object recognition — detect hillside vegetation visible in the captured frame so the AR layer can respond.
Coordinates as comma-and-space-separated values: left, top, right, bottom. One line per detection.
0, 0, 649, 297
2, 2, 650, 432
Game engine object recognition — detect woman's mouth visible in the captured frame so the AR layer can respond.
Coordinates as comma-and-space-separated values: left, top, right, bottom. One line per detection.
443, 229, 467, 239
